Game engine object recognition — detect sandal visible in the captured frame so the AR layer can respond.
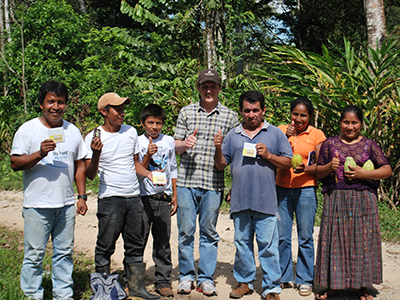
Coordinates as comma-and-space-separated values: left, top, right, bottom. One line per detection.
315, 289, 338, 300
280, 282, 293, 289
358, 287, 373, 300
298, 284, 312, 296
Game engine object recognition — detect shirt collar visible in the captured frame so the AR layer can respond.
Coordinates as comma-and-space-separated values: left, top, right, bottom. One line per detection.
197, 101, 220, 115
235, 119, 270, 134
298, 124, 313, 135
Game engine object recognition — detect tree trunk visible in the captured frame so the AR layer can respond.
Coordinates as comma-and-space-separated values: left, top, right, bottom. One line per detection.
364, 0, 386, 49
0, 3, 4, 50
214, 11, 226, 82
78, 0, 86, 13
205, 27, 215, 69
0, 1, 7, 97
4, 0, 10, 42
235, 22, 244, 76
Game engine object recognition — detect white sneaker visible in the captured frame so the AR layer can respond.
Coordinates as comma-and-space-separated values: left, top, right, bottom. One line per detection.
196, 281, 218, 296
177, 280, 194, 294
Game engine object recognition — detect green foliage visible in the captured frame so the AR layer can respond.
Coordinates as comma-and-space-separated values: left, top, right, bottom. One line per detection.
3, 0, 90, 105
0, 227, 94, 300
0, 155, 23, 190
378, 201, 400, 243
0, 228, 26, 300
1, 0, 400, 214
314, 189, 325, 227
254, 38, 400, 206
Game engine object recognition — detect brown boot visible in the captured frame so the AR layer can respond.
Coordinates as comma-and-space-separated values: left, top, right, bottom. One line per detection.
229, 283, 254, 299
266, 293, 280, 300
156, 286, 174, 297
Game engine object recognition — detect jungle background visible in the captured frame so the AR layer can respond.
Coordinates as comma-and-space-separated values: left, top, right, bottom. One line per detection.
0, 0, 400, 210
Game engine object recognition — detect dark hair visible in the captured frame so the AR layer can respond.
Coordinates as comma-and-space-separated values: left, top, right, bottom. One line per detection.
141, 104, 166, 123
290, 97, 314, 116
38, 81, 68, 104
239, 90, 265, 111
340, 105, 363, 122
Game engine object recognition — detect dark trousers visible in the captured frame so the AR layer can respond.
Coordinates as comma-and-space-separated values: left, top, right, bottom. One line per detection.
142, 195, 172, 289
95, 195, 144, 272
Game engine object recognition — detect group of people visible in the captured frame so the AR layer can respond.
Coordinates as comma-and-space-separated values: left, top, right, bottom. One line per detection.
10, 69, 391, 300
275, 100, 391, 300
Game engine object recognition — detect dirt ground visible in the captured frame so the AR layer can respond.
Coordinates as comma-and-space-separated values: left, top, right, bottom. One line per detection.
1, 190, 400, 300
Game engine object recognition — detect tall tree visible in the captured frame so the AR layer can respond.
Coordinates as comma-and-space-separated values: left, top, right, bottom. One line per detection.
4, 0, 10, 42
364, 0, 386, 49
1, 0, 90, 114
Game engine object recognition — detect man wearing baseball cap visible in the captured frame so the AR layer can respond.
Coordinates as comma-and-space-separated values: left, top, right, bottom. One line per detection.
85, 92, 160, 299
174, 70, 239, 296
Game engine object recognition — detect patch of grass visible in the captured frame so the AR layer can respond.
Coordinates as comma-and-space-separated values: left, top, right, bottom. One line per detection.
86, 175, 99, 194
0, 227, 94, 300
0, 155, 23, 191
378, 201, 400, 243
314, 189, 324, 227
0, 228, 26, 300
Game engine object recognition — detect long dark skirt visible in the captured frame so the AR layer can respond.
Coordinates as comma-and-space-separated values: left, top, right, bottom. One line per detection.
315, 189, 382, 289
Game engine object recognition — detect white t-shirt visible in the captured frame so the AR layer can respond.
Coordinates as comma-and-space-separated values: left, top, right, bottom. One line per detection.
11, 118, 87, 208
137, 134, 177, 196
85, 124, 140, 199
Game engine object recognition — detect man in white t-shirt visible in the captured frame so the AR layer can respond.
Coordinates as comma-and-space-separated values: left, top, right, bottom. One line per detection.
11, 80, 88, 300
85, 93, 159, 300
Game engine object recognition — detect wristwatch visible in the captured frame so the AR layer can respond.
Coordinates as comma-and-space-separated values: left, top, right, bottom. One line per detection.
77, 194, 87, 201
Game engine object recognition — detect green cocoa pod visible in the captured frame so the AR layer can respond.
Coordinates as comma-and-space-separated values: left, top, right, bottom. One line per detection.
344, 157, 356, 172
292, 154, 303, 169
344, 157, 357, 180
362, 159, 375, 171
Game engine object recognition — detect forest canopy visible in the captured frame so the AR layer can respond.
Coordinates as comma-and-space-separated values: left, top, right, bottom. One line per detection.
1, 0, 400, 207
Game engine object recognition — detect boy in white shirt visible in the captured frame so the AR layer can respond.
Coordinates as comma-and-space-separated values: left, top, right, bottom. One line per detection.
138, 104, 178, 298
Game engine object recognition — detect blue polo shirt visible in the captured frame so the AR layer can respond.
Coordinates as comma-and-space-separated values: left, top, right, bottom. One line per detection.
222, 121, 293, 215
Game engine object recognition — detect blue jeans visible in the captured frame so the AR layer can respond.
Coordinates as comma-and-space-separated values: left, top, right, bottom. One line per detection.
277, 186, 317, 285
176, 187, 222, 284
21, 205, 75, 300
232, 210, 281, 296
95, 196, 144, 272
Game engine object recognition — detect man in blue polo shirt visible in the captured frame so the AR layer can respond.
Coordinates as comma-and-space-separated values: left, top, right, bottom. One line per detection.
214, 90, 292, 300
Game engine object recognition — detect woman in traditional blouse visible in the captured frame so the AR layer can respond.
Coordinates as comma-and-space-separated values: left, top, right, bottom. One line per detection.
314, 105, 392, 300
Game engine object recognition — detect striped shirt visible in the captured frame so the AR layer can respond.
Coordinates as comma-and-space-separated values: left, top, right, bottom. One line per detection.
174, 101, 239, 191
